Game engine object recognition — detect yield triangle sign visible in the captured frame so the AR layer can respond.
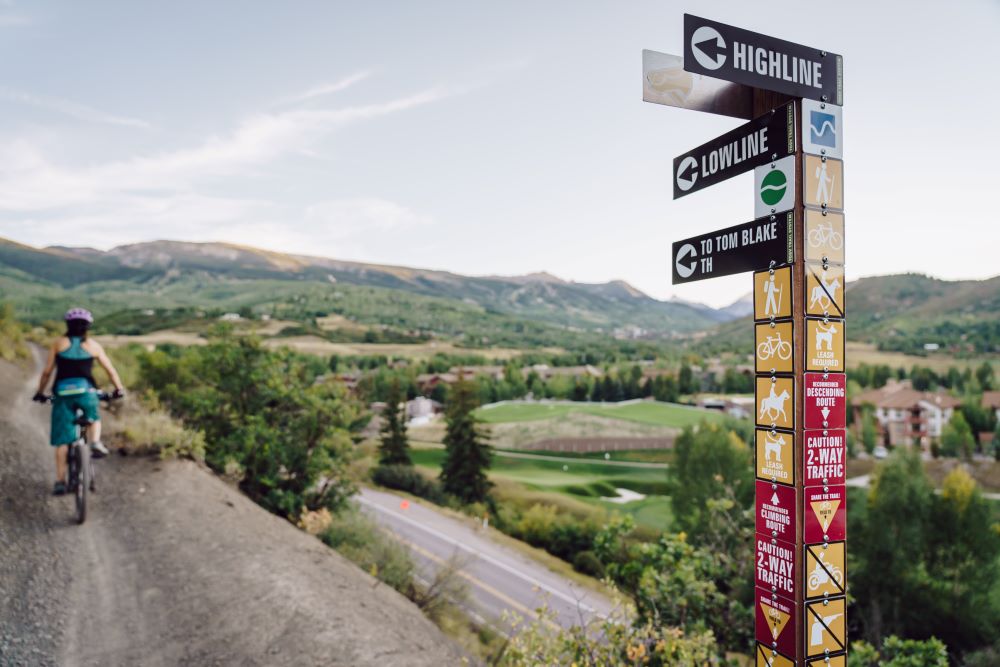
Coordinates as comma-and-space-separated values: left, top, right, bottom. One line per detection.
821, 407, 831, 419
811, 498, 842, 531
760, 600, 790, 641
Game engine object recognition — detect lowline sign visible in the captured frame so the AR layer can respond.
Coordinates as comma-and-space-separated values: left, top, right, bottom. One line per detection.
672, 212, 793, 284
683, 14, 843, 105
673, 102, 794, 199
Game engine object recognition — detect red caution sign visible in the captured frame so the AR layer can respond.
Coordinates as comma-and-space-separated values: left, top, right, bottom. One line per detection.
803, 429, 846, 485
755, 588, 797, 658
756, 534, 796, 599
804, 484, 847, 543
803, 372, 846, 430
755, 480, 797, 544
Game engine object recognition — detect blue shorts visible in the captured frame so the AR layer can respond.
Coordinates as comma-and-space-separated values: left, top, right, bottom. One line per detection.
50, 392, 100, 446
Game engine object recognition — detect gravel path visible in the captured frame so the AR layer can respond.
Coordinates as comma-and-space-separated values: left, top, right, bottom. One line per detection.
0, 356, 465, 666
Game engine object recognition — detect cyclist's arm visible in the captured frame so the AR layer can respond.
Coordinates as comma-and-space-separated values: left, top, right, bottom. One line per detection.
92, 341, 125, 392
36, 342, 58, 394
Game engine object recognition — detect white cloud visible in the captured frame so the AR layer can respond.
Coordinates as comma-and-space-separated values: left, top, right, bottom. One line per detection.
274, 71, 372, 106
0, 87, 149, 128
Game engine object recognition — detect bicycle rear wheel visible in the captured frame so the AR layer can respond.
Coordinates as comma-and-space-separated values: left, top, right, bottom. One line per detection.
75, 445, 88, 524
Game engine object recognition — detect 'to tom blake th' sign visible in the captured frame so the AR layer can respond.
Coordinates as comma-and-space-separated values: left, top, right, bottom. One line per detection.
673, 102, 794, 199
683, 14, 843, 105
672, 212, 793, 284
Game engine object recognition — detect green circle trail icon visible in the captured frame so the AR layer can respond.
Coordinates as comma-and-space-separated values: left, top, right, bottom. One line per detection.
760, 169, 787, 206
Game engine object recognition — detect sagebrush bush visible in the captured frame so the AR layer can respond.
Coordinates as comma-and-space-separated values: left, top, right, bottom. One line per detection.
108, 407, 206, 460
0, 303, 30, 362
321, 508, 415, 595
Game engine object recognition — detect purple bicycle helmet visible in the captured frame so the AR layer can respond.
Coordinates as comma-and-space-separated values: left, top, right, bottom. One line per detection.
64, 307, 94, 323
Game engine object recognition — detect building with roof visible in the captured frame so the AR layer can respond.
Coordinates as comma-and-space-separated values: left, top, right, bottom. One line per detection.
982, 391, 1000, 422
852, 379, 962, 449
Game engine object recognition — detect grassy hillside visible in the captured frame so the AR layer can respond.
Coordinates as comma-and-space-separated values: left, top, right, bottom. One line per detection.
693, 272, 1000, 360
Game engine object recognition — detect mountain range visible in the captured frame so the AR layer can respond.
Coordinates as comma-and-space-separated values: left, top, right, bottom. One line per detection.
2, 236, 996, 356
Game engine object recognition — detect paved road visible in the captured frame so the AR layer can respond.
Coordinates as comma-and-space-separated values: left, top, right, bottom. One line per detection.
357, 487, 616, 632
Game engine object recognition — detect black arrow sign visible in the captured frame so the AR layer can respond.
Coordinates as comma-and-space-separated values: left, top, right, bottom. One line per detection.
683, 14, 843, 105
672, 101, 794, 200
672, 212, 794, 285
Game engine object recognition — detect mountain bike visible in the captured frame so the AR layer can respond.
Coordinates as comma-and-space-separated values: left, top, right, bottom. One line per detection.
41, 391, 118, 525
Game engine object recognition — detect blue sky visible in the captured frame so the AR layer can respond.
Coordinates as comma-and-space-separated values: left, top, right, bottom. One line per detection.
1, 0, 997, 307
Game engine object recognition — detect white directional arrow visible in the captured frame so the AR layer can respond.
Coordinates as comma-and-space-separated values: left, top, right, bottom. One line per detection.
675, 155, 699, 191
675, 243, 698, 278
771, 492, 780, 506
821, 407, 831, 420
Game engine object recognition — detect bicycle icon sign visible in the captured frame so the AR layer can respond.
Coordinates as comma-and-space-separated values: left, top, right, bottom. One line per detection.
755, 321, 794, 374
805, 209, 845, 265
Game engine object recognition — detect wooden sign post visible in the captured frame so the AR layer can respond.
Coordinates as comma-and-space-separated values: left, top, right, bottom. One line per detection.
647, 14, 847, 664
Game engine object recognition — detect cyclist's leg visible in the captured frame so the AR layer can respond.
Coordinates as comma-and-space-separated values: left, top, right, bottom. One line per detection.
50, 396, 76, 484
78, 392, 107, 456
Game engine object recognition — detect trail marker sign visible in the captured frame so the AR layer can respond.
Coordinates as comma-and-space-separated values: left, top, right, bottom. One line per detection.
755, 588, 797, 657
756, 428, 795, 484
756, 479, 797, 543
804, 430, 846, 485
756, 534, 796, 598
803, 372, 846, 430
804, 484, 847, 543
756, 376, 795, 430
806, 264, 845, 318
804, 155, 844, 210
802, 98, 843, 159
808, 655, 846, 667
756, 644, 794, 667
683, 14, 844, 105
805, 318, 845, 372
804, 596, 847, 657
754, 266, 793, 321
755, 321, 794, 375
754, 155, 796, 218
673, 102, 795, 199
805, 208, 844, 265
804, 541, 846, 600
672, 212, 793, 284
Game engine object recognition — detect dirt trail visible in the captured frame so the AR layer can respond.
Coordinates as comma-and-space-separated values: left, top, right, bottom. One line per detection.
0, 356, 465, 666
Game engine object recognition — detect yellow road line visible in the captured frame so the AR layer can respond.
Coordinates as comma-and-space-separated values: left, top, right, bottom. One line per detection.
391, 533, 560, 631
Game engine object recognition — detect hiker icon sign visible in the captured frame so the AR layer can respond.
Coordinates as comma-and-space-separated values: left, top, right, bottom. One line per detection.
804, 155, 844, 211
754, 266, 792, 321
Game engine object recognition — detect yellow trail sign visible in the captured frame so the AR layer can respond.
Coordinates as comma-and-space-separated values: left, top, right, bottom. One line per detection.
805, 265, 845, 318
756, 376, 795, 430
756, 644, 794, 667
805, 597, 847, 657
755, 321, 794, 374
805, 318, 845, 372
754, 266, 793, 321
805, 208, 844, 265
756, 429, 795, 484
808, 654, 846, 667
804, 155, 844, 211
804, 542, 846, 599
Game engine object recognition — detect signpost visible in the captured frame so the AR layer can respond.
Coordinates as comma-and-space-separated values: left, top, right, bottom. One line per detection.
673, 102, 795, 198
683, 14, 844, 105
648, 14, 847, 664
672, 213, 793, 284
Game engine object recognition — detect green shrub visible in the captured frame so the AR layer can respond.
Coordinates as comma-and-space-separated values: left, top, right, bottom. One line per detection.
572, 550, 604, 578
0, 303, 29, 362
372, 464, 445, 503
110, 407, 206, 460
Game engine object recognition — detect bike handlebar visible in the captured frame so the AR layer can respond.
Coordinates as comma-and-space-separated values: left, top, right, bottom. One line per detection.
35, 390, 124, 404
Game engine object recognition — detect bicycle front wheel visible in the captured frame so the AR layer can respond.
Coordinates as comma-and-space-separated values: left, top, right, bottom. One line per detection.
75, 445, 88, 525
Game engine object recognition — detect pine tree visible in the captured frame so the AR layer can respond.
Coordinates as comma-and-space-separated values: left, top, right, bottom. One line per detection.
378, 379, 412, 466
439, 376, 492, 504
